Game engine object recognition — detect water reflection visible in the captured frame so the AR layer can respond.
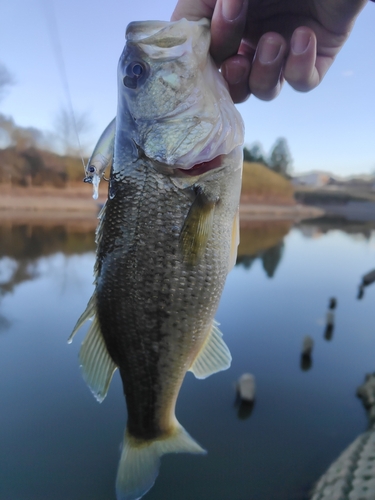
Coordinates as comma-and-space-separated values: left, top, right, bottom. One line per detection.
0, 222, 96, 260
324, 316, 335, 341
236, 400, 255, 420
0, 222, 96, 335
237, 220, 290, 277
323, 297, 337, 341
0, 313, 11, 332
297, 216, 375, 240
300, 336, 314, 372
300, 354, 313, 372
1, 217, 375, 499
358, 269, 375, 301
0, 222, 95, 295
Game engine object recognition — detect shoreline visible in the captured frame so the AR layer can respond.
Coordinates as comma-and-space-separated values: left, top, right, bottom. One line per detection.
0, 184, 323, 224
239, 203, 323, 222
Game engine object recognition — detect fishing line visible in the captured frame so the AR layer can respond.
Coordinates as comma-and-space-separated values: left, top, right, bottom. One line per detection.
39, 0, 86, 172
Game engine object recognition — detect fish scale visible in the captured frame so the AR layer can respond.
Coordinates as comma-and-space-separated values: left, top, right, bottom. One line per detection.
96, 164, 231, 438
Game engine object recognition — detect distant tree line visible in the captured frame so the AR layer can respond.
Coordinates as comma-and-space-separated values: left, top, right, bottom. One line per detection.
0, 146, 85, 187
0, 60, 293, 187
243, 138, 292, 178
0, 61, 92, 187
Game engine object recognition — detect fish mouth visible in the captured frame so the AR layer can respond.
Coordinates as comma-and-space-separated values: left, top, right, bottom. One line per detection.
133, 141, 224, 177
178, 156, 223, 176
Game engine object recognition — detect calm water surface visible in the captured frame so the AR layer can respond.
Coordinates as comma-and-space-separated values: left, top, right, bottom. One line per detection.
1, 219, 375, 500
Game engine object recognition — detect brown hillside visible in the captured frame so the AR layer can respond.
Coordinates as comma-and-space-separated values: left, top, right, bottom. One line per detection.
241, 161, 295, 205
0, 147, 86, 186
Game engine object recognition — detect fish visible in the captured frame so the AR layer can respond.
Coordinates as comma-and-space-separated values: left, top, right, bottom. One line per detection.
69, 17, 244, 500
83, 117, 116, 199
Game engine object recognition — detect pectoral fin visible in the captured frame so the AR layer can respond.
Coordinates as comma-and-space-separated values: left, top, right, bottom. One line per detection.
189, 320, 232, 379
180, 188, 215, 266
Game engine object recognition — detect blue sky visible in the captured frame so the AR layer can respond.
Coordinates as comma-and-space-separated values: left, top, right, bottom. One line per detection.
1, 0, 375, 176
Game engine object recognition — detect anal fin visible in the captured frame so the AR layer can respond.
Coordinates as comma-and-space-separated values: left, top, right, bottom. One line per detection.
189, 320, 232, 379
68, 294, 96, 344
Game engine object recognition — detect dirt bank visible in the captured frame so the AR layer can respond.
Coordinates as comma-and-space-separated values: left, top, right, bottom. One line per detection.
0, 184, 323, 224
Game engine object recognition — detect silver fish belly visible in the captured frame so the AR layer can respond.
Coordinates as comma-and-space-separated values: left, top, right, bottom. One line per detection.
70, 17, 244, 500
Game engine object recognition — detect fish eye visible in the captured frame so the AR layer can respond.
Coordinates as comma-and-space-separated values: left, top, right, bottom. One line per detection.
123, 61, 148, 89
126, 61, 146, 78
132, 63, 143, 76
88, 166, 95, 173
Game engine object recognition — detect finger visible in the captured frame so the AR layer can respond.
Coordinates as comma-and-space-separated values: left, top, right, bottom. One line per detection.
284, 27, 321, 92
221, 54, 252, 103
210, 0, 248, 65
249, 33, 287, 101
171, 0, 216, 21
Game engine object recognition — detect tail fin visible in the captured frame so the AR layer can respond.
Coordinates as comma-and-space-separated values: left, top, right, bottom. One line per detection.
116, 424, 206, 500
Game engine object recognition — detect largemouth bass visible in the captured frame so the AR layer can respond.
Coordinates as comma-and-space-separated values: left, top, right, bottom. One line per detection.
70, 18, 244, 500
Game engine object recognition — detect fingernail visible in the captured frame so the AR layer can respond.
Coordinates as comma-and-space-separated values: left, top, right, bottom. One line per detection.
222, 0, 245, 21
291, 28, 311, 55
222, 62, 246, 85
258, 38, 282, 64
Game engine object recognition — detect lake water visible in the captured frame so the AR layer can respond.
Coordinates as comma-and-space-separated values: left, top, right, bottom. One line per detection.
1, 217, 375, 500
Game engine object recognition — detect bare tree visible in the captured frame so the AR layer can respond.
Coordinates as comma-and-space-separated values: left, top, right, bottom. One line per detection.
53, 106, 92, 156
0, 63, 15, 102
0, 113, 45, 150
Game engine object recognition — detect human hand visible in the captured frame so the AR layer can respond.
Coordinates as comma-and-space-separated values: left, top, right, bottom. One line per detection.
171, 0, 368, 103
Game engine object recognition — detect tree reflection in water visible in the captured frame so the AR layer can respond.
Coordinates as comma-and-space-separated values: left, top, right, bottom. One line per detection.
0, 222, 96, 331
236, 220, 290, 277
0, 223, 95, 289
